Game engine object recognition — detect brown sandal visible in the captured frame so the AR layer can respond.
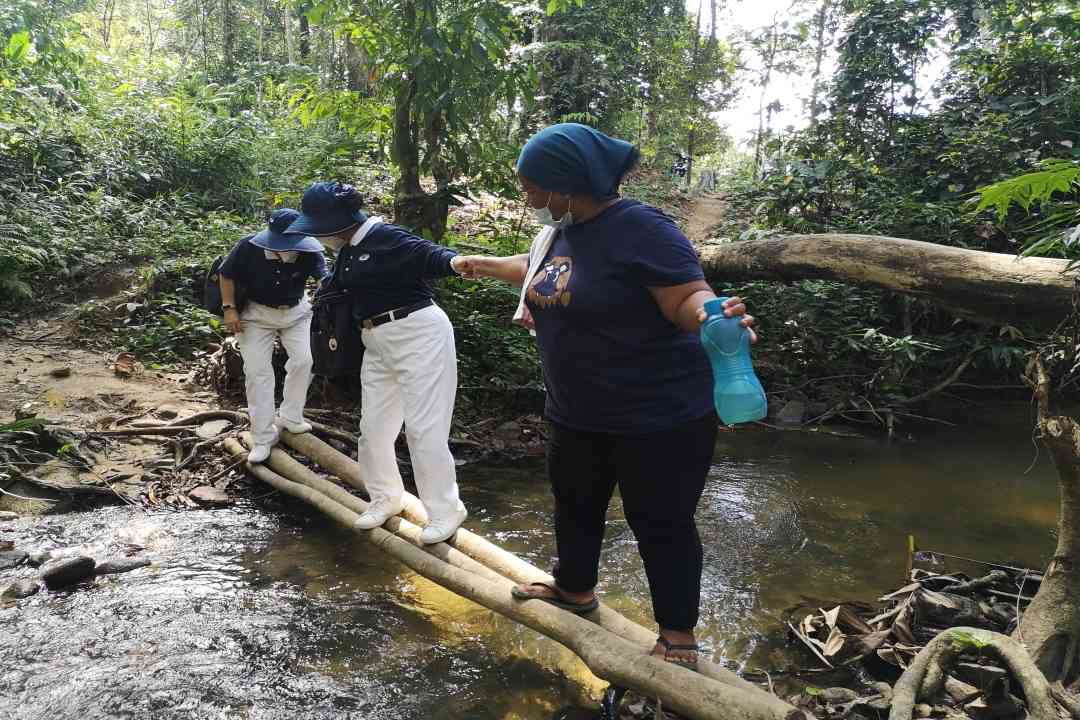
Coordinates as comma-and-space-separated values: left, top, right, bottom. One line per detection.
655, 636, 700, 671
510, 581, 599, 615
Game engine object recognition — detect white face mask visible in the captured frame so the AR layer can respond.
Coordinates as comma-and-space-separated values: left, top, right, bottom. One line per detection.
534, 193, 572, 229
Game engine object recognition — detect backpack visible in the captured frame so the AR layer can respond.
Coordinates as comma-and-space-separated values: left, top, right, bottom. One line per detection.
311, 247, 365, 377
203, 255, 248, 317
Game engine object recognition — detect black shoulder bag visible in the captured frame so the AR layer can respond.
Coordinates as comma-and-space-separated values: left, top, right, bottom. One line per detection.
311, 246, 365, 377
203, 237, 252, 317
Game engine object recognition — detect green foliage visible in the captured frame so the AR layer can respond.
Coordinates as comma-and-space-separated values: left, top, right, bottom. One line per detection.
976, 160, 1080, 266
977, 160, 1080, 221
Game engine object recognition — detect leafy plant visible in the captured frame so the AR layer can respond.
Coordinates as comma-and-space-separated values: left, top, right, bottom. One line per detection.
975, 160, 1080, 265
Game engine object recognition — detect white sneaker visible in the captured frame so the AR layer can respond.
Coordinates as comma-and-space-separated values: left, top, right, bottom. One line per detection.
247, 443, 272, 464
353, 499, 404, 530
275, 416, 312, 434
420, 504, 468, 545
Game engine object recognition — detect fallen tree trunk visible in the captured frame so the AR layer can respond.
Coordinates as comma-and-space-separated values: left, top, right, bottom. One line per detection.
698, 234, 1074, 328
275, 430, 774, 698
223, 437, 803, 720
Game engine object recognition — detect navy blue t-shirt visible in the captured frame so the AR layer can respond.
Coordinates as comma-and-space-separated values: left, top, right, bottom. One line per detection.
525, 199, 713, 434
220, 237, 328, 308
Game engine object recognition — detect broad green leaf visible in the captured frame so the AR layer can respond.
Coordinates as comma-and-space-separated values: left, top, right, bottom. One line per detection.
5, 31, 31, 63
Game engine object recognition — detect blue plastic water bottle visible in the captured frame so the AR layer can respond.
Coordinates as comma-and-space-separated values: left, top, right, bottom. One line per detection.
700, 296, 767, 425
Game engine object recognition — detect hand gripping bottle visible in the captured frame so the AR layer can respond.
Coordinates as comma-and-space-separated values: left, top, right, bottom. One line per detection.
700, 297, 767, 425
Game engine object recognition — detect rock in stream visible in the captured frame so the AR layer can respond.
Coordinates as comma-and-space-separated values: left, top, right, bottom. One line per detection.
40, 556, 96, 590
2, 579, 41, 600
0, 549, 29, 570
95, 556, 151, 575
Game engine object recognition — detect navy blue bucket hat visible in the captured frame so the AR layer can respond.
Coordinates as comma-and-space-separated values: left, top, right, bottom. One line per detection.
249, 209, 323, 253
284, 181, 368, 237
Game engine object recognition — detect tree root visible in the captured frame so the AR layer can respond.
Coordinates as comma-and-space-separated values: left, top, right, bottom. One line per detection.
889, 627, 1059, 720
163, 411, 248, 427
1053, 683, 1080, 720
1020, 356, 1080, 685
307, 420, 358, 446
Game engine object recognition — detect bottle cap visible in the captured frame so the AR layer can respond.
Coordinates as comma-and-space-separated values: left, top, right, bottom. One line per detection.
703, 297, 727, 316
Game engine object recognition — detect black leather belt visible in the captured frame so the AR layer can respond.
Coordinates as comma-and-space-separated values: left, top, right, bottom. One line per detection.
361, 299, 433, 330
251, 298, 301, 310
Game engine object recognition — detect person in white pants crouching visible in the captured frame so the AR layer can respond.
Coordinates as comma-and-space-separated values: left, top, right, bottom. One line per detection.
284, 181, 471, 545
219, 208, 328, 463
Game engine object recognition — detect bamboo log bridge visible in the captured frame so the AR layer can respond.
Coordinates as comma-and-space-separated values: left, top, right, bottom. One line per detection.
221, 432, 806, 720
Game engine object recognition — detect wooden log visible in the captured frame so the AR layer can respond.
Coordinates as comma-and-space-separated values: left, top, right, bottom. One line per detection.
698, 234, 1075, 328
235, 434, 510, 587
223, 437, 803, 720
276, 431, 775, 699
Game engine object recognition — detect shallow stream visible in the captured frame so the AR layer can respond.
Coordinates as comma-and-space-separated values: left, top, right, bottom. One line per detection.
0, 403, 1060, 719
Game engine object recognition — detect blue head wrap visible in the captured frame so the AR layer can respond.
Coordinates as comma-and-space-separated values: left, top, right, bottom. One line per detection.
516, 123, 639, 199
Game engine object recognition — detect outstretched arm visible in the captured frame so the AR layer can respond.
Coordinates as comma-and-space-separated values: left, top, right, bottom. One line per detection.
454, 254, 530, 287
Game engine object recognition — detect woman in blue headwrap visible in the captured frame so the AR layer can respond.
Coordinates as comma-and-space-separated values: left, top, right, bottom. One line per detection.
456, 123, 756, 671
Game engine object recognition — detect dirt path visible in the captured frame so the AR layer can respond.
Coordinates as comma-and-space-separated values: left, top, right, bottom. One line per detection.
0, 317, 209, 426
0, 314, 220, 512
684, 193, 728, 244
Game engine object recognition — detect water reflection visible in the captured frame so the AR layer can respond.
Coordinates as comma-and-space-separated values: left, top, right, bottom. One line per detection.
0, 407, 1061, 718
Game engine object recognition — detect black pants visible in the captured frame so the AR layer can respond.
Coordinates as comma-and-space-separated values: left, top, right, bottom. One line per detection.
547, 413, 719, 631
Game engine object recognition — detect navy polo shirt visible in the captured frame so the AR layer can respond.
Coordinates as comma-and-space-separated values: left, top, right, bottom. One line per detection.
333, 222, 459, 320
525, 199, 713, 434
219, 236, 328, 307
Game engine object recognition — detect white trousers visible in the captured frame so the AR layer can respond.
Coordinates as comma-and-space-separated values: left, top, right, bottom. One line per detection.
238, 300, 314, 446
358, 304, 460, 523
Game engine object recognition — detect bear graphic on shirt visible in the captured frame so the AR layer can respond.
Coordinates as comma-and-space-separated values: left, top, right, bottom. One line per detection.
527, 256, 573, 309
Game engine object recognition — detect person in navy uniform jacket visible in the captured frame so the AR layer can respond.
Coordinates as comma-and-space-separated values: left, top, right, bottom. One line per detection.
219, 208, 328, 463
285, 181, 471, 545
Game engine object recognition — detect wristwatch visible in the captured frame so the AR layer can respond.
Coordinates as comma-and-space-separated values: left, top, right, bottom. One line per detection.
222, 304, 236, 311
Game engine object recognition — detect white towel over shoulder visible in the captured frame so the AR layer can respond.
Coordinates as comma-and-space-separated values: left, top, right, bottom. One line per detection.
513, 226, 557, 334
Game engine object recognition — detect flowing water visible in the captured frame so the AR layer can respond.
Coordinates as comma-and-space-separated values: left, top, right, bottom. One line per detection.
0, 403, 1061, 719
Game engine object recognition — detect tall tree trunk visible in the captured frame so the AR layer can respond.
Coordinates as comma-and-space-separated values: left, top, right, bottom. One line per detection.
325, 27, 336, 87
686, 0, 704, 189
284, 6, 295, 64
391, 74, 444, 238
808, 0, 831, 130
100, 0, 117, 48
145, 0, 159, 60
221, 0, 235, 81
753, 19, 779, 179
1018, 357, 1080, 688
256, 0, 266, 62
298, 4, 311, 59
389, 0, 449, 239
196, 0, 209, 75
538, 8, 587, 123
344, 33, 364, 92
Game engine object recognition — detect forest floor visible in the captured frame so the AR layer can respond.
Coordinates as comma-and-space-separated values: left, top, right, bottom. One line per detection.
0, 315, 209, 429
